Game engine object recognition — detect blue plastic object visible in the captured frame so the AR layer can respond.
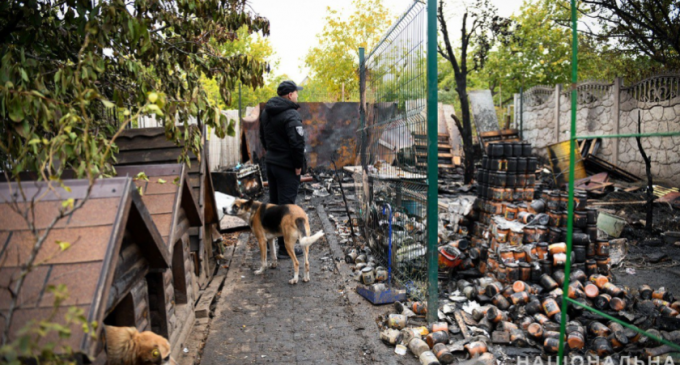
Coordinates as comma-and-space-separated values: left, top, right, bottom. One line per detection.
383, 204, 392, 286
356, 204, 406, 305
356, 285, 406, 305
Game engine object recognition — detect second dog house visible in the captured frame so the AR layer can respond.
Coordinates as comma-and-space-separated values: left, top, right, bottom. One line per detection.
114, 127, 220, 289
115, 164, 202, 354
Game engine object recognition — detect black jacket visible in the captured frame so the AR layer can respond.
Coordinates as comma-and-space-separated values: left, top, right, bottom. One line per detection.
259, 96, 306, 170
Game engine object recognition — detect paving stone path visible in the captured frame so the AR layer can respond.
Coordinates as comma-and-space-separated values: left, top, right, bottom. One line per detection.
200, 204, 413, 365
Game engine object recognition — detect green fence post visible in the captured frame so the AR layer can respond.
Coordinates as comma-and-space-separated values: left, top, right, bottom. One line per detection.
557, 0, 578, 363
359, 47, 365, 129
358, 47, 367, 171
519, 86, 523, 139
426, 0, 439, 323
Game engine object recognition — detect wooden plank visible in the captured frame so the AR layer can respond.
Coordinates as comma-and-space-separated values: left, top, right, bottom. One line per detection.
105, 256, 149, 315
589, 172, 610, 183
584, 154, 641, 182
180, 173, 202, 227
585, 182, 613, 192
115, 164, 183, 178
131, 279, 150, 331
170, 308, 195, 361
589, 200, 648, 206
188, 175, 201, 190
116, 149, 185, 165
453, 311, 470, 339
203, 166, 219, 224
171, 207, 189, 244
117, 127, 166, 140
194, 266, 227, 318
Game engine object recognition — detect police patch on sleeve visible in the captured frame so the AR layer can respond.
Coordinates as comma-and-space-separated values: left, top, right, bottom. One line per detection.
295, 126, 304, 136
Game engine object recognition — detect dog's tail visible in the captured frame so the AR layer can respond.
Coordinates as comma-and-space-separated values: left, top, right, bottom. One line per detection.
296, 217, 324, 247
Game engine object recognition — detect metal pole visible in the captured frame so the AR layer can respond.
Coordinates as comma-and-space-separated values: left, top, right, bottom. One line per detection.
359, 47, 367, 171
557, 0, 578, 363
426, 0, 439, 323
238, 82, 242, 118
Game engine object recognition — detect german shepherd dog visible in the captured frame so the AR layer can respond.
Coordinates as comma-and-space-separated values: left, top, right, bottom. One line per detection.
227, 199, 324, 284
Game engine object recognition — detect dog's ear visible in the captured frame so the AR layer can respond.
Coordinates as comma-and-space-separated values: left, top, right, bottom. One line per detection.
244, 199, 254, 208
104, 325, 139, 365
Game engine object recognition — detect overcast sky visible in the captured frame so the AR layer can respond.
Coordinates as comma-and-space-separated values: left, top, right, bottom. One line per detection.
248, 0, 525, 83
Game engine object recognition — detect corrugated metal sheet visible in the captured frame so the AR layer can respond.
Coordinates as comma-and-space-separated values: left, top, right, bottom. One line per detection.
242, 102, 361, 169
137, 115, 198, 128
208, 109, 248, 171
469, 89, 500, 133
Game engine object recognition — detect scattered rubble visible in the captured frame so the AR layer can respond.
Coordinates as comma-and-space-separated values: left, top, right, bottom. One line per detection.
345, 140, 680, 364
286, 134, 680, 365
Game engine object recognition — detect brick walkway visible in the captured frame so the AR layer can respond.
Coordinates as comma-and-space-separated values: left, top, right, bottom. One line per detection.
200, 205, 413, 365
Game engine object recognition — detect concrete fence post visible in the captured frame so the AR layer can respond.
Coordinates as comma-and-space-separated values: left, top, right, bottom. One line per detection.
555, 84, 562, 143
613, 77, 622, 165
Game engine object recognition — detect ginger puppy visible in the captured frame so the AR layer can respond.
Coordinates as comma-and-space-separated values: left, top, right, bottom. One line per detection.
105, 326, 173, 365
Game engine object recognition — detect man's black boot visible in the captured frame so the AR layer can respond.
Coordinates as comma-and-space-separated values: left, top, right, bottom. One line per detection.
277, 239, 303, 259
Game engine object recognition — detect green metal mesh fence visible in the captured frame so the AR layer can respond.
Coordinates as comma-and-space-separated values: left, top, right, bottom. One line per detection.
355, 1, 431, 300
556, 0, 680, 362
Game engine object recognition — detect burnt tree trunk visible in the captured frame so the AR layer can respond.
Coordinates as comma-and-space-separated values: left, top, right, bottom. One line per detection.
635, 111, 653, 232
456, 75, 475, 184
438, 0, 475, 184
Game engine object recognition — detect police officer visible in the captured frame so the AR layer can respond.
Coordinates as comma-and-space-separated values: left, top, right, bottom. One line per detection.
259, 80, 306, 258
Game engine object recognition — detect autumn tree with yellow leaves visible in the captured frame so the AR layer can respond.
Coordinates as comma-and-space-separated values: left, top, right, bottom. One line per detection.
303, 0, 394, 99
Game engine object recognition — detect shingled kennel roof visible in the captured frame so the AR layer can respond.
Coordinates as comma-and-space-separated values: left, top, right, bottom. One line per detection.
0, 177, 170, 360
114, 127, 219, 227
115, 164, 202, 245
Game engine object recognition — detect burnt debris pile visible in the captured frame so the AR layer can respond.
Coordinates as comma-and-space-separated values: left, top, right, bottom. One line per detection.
369, 140, 680, 364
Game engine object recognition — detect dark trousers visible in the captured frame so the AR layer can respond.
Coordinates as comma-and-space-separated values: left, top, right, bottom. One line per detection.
266, 163, 301, 256
266, 163, 300, 205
